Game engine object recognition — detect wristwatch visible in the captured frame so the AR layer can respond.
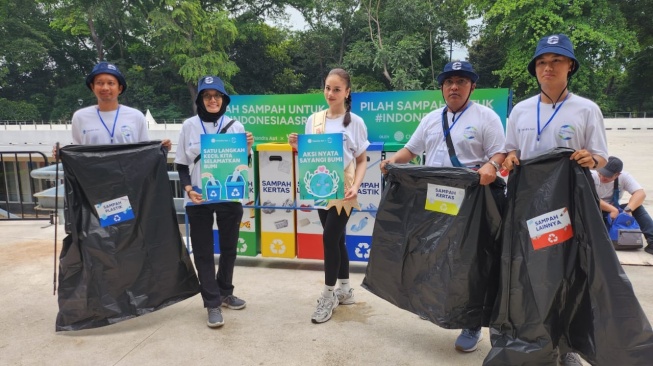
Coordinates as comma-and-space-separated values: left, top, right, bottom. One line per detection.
624, 206, 633, 213
488, 160, 501, 172
591, 157, 599, 169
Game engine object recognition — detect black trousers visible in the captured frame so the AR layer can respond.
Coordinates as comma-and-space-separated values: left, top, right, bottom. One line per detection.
186, 202, 243, 308
318, 206, 352, 286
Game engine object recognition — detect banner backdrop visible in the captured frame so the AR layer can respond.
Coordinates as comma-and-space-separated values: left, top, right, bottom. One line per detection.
227, 89, 509, 144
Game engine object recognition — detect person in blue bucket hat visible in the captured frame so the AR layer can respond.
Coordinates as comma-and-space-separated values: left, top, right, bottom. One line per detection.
503, 34, 607, 171
174, 75, 254, 328
380, 60, 507, 353
501, 34, 609, 366
55, 61, 171, 150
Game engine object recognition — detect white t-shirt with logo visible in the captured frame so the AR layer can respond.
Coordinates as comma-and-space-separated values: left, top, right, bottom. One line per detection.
72, 105, 149, 145
506, 94, 608, 161
174, 115, 247, 206
591, 170, 643, 202
304, 112, 370, 167
404, 102, 506, 167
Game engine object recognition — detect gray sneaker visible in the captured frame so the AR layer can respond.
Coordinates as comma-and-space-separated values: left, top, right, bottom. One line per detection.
335, 288, 355, 305
558, 352, 583, 366
207, 307, 224, 328
311, 293, 339, 324
221, 295, 246, 310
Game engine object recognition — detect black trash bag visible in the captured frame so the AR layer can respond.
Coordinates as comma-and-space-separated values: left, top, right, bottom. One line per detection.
56, 142, 200, 331
362, 164, 504, 329
484, 148, 653, 365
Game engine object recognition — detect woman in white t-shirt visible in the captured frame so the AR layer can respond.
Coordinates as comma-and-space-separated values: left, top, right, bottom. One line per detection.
289, 68, 370, 324
174, 75, 254, 328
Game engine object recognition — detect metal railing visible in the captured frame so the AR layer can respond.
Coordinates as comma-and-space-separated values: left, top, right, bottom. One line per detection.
0, 151, 52, 220
607, 112, 649, 118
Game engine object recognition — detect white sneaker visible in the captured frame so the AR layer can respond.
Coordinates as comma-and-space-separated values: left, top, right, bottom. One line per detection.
335, 288, 355, 305
311, 292, 338, 324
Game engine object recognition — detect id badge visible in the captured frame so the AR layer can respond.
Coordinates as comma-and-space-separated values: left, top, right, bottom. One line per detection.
433, 146, 448, 167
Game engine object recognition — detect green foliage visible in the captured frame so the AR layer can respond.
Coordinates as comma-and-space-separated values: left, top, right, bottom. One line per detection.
342, 0, 469, 90
0, 98, 41, 120
149, 1, 239, 84
0, 0, 649, 119
473, 0, 639, 110
230, 21, 303, 94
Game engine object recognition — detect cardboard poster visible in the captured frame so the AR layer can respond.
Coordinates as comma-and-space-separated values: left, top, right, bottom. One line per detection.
200, 133, 249, 202
297, 133, 345, 203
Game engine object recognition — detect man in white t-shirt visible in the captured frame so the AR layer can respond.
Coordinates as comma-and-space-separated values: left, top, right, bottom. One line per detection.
502, 34, 608, 170
380, 61, 506, 182
54, 62, 171, 154
380, 61, 506, 354
592, 156, 653, 254
500, 34, 608, 366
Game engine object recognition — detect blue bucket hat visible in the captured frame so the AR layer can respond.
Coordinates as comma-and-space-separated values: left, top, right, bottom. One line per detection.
436, 61, 479, 85
528, 34, 579, 77
85, 62, 127, 95
196, 75, 231, 107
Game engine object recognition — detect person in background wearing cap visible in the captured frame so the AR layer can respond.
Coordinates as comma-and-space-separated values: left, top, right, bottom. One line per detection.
380, 61, 506, 353
174, 75, 254, 328
500, 34, 609, 366
592, 156, 653, 254
67, 61, 171, 149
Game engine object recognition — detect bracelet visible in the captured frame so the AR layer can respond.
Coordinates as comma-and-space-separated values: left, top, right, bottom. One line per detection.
488, 160, 501, 172
591, 157, 598, 169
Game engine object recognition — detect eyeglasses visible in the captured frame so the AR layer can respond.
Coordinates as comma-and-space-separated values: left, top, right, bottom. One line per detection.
442, 79, 471, 88
202, 93, 223, 101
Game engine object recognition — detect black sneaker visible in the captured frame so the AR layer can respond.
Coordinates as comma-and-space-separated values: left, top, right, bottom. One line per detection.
644, 245, 653, 255
207, 307, 224, 328
221, 295, 247, 310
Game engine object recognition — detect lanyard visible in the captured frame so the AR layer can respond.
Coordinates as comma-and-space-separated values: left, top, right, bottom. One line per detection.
199, 115, 225, 135
442, 102, 472, 138
537, 93, 570, 141
96, 106, 121, 143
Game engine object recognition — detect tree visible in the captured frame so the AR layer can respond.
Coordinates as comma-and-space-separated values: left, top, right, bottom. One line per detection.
149, 0, 238, 110
230, 21, 303, 95
614, 0, 653, 113
468, 34, 507, 89
345, 0, 469, 90
469, 0, 639, 109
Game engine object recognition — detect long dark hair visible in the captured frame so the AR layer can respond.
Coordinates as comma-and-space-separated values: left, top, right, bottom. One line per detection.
327, 68, 352, 127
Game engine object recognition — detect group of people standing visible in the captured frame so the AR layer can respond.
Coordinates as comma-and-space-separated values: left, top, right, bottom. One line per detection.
63, 32, 647, 366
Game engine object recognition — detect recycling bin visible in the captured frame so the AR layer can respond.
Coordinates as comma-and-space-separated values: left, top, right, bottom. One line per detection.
294, 152, 324, 260
382, 142, 423, 190
346, 142, 383, 262
257, 143, 296, 258
212, 154, 258, 256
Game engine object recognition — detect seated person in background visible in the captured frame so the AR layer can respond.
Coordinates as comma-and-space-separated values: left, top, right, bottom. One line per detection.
592, 156, 653, 254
